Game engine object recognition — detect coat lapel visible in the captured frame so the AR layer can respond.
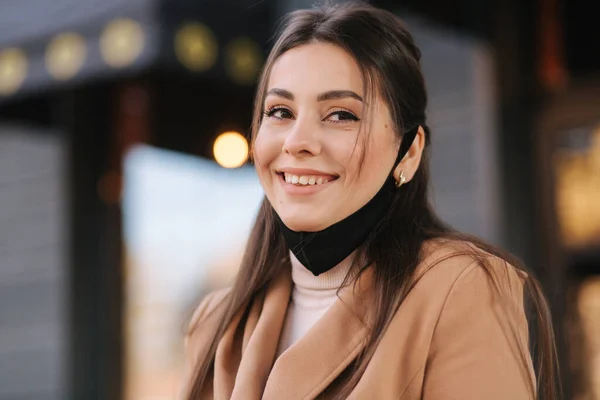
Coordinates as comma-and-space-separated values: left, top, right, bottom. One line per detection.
212, 267, 374, 400
263, 269, 373, 400
231, 270, 292, 399
212, 268, 292, 400
213, 300, 246, 399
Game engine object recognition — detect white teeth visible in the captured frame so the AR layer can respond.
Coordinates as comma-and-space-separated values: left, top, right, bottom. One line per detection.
283, 173, 333, 186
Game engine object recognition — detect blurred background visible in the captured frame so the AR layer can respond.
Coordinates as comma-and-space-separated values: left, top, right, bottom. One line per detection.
0, 0, 598, 399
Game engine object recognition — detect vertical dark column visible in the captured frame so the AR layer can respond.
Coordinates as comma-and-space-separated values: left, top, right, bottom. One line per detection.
492, 0, 539, 268
535, 103, 570, 400
63, 86, 123, 400
535, 0, 571, 397
492, 0, 569, 397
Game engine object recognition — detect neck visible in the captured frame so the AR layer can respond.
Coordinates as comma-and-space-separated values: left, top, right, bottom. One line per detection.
289, 250, 354, 307
275, 250, 355, 356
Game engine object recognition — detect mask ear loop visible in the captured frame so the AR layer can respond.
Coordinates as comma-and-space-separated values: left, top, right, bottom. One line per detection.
391, 124, 420, 186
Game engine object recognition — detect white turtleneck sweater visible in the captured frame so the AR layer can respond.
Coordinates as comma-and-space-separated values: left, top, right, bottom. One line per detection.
276, 251, 352, 356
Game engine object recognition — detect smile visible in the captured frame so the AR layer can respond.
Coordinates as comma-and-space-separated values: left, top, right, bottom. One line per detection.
276, 171, 339, 195
282, 173, 333, 186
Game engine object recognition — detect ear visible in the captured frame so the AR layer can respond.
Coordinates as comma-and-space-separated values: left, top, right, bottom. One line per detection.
393, 126, 426, 184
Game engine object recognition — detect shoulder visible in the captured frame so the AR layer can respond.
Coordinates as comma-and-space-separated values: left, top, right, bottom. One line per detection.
411, 239, 531, 350
180, 288, 230, 397
186, 288, 231, 341
412, 239, 528, 308
183, 287, 231, 372
417, 238, 526, 282
413, 240, 535, 397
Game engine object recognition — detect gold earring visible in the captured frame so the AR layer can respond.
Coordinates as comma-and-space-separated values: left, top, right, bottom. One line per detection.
395, 170, 406, 188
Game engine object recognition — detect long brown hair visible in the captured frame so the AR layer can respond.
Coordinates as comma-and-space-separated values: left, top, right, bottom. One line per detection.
186, 2, 560, 399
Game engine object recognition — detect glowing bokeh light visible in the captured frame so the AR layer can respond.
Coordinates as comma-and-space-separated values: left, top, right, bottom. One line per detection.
213, 131, 249, 168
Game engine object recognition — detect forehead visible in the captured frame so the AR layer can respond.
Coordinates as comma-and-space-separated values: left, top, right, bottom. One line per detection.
267, 42, 364, 95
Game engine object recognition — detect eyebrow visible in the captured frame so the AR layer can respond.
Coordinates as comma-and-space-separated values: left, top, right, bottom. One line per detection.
266, 88, 363, 103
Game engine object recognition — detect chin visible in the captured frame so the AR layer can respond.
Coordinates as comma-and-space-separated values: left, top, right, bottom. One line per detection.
278, 212, 331, 232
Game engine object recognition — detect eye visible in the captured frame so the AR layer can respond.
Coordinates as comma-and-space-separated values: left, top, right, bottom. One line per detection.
264, 106, 294, 120
325, 109, 360, 123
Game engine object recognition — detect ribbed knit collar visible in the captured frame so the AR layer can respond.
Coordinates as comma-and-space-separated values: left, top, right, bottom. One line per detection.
289, 250, 353, 310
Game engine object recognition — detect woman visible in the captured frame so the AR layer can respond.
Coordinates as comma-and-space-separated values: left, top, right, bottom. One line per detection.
181, 2, 559, 399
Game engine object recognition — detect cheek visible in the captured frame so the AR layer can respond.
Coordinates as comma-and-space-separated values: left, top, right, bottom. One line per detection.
335, 137, 374, 185
253, 131, 275, 167
252, 130, 282, 188
346, 132, 398, 186
323, 131, 363, 175
342, 149, 364, 184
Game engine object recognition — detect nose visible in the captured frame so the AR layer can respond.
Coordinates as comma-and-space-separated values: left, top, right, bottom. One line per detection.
282, 116, 322, 158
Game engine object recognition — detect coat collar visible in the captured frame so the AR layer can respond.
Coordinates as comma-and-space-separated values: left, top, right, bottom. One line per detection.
213, 265, 374, 400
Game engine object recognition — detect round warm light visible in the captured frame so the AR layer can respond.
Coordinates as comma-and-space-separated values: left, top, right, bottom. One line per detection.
213, 132, 249, 168
224, 37, 262, 85
0, 48, 28, 96
46, 32, 87, 80
100, 18, 145, 68
175, 22, 217, 72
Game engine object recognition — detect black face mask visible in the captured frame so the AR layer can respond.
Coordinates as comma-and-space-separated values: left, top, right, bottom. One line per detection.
275, 125, 419, 276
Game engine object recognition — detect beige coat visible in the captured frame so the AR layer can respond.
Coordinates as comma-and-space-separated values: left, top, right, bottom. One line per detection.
181, 240, 535, 399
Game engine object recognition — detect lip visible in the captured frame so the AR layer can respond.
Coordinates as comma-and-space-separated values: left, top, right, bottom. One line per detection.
275, 171, 337, 196
276, 167, 339, 180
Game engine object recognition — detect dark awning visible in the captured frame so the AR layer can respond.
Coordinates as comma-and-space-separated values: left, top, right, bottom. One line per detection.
0, 0, 272, 105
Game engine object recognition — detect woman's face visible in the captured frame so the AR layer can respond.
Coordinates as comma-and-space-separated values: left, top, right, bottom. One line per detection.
253, 42, 400, 232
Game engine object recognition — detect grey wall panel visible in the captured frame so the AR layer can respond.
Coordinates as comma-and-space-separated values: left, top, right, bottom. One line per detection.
0, 125, 66, 400
410, 17, 501, 243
